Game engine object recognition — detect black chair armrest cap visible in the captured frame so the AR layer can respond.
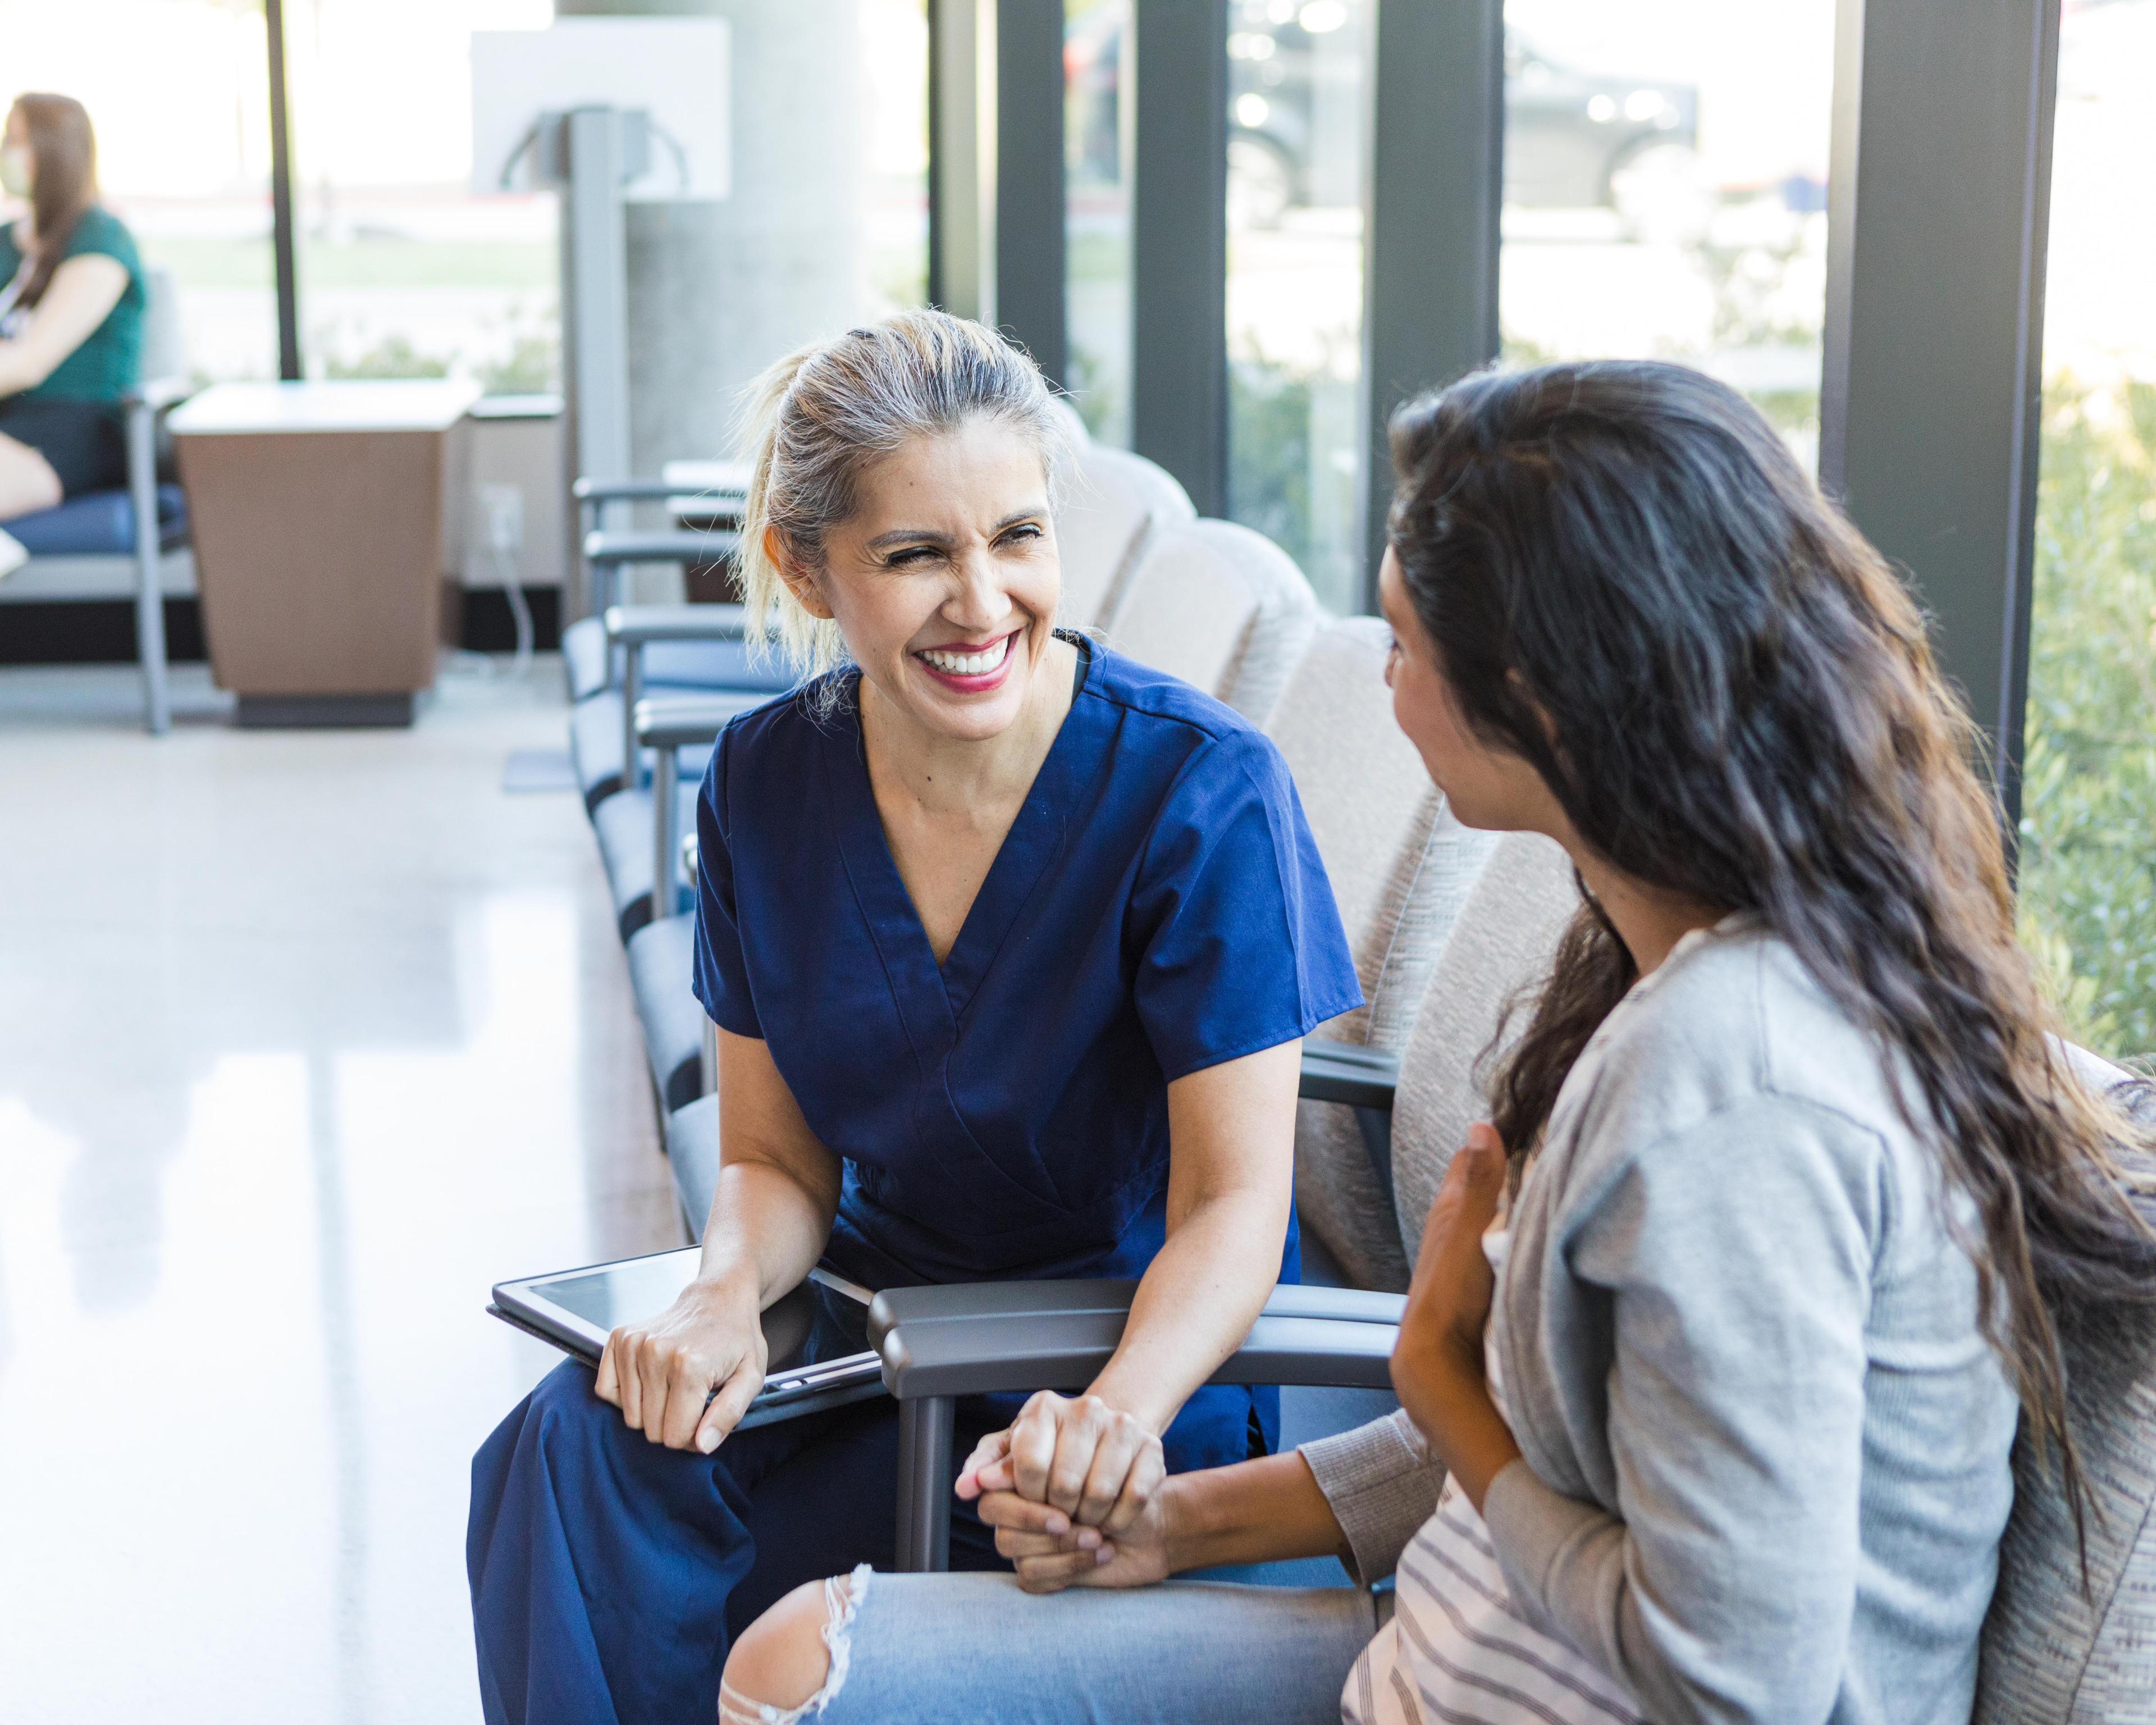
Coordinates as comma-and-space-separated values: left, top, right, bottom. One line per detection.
1299, 1038, 1399, 1111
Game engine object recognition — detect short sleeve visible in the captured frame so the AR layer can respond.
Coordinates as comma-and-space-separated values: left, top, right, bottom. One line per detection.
63, 208, 138, 272
1129, 728, 1362, 1081
690, 727, 762, 1038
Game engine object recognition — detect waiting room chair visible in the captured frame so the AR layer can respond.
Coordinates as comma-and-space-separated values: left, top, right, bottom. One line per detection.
1975, 1057, 2156, 1725
1264, 618, 1501, 1293
0, 266, 193, 734
1099, 518, 1321, 725
1056, 440, 1196, 630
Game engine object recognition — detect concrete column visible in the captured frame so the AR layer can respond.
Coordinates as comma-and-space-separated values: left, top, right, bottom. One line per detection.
560, 0, 866, 480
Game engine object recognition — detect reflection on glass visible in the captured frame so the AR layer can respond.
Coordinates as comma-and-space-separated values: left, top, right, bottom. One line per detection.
1066, 0, 1132, 444
2017, 0, 2156, 1062
860, 0, 930, 318
1226, 0, 1371, 615
1499, 1, 1834, 469
0, 0, 280, 384
286, 0, 559, 393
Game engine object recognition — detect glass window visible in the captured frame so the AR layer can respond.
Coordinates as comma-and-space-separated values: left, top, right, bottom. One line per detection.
861, 0, 931, 320
0, 0, 280, 385
1225, 0, 1373, 615
286, 0, 559, 393
1065, 0, 1134, 445
2016, 0, 2156, 1063
1500, 1, 1835, 470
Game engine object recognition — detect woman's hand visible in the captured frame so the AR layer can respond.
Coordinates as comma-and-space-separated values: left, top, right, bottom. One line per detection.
593, 1272, 768, 1454
965, 1390, 1167, 1532
956, 1426, 1175, 1592
1391, 1122, 1524, 1511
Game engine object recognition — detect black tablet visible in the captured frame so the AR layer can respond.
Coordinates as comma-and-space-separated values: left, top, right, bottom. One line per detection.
490, 1250, 886, 1431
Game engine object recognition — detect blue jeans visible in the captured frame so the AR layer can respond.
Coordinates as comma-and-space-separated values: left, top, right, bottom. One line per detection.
800, 1569, 1377, 1725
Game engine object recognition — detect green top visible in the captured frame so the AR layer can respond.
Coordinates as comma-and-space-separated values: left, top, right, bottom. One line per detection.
0, 205, 145, 401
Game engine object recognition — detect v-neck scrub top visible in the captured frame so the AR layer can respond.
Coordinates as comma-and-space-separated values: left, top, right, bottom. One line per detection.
692, 640, 1361, 1455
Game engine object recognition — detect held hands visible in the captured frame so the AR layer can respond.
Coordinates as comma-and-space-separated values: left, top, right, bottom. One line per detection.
1392, 1121, 1523, 1510
955, 1392, 1170, 1593
593, 1275, 768, 1454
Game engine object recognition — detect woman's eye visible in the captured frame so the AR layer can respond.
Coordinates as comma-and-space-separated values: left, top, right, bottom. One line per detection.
998, 523, 1044, 548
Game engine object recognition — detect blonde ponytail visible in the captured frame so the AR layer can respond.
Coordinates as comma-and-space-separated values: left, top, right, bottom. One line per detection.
734, 309, 1072, 678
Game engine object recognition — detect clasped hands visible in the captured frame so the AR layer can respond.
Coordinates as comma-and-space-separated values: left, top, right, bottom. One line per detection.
962, 1120, 1526, 1594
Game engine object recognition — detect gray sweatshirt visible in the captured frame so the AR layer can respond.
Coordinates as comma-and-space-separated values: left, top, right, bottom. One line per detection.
1302, 923, 2019, 1725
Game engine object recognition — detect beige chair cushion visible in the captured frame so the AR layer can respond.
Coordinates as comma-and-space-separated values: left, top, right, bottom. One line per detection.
1392, 832, 1578, 1267
1270, 618, 1502, 1288
1976, 1073, 2156, 1725
1056, 443, 1194, 630
1100, 518, 1318, 723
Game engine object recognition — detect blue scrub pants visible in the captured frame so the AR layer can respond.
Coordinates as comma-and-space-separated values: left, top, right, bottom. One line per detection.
467, 1360, 1005, 1725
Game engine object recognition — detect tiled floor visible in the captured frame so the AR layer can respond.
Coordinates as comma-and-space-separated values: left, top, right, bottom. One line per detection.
0, 660, 681, 1723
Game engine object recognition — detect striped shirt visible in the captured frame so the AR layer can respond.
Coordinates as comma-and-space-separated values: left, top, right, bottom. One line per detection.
1340, 1226, 1642, 1725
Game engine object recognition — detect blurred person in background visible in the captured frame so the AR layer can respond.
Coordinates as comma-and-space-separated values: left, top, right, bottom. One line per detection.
0, 93, 146, 579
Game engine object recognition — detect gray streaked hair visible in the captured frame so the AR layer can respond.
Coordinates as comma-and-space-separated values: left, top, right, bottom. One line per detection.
737, 309, 1074, 676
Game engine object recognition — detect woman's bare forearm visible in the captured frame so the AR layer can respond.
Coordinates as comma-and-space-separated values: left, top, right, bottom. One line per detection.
1162, 1449, 1350, 1573
1087, 1186, 1283, 1432
697, 1156, 836, 1310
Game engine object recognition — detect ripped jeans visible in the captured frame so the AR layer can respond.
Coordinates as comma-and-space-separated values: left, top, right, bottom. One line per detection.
722, 1568, 1377, 1725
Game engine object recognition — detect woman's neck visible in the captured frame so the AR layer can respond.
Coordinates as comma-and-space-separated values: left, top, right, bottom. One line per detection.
860, 633, 1077, 824
1570, 848, 1724, 977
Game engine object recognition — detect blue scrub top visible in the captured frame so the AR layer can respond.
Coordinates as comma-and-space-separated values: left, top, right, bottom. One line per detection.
692, 638, 1362, 1465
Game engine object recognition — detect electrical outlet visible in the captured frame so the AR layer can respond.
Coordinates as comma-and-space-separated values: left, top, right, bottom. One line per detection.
481, 483, 525, 554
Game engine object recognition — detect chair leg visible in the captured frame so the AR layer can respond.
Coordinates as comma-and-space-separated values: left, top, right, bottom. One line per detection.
893, 1395, 955, 1573
126, 400, 170, 736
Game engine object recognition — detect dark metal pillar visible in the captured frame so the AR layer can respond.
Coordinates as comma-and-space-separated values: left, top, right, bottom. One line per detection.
264, 0, 302, 380
1359, 0, 1504, 605
1820, 0, 2061, 827
993, 0, 1067, 385
1130, 0, 1229, 517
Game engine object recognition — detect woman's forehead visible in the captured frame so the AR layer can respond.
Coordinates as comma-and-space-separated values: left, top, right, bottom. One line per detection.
851, 423, 1050, 526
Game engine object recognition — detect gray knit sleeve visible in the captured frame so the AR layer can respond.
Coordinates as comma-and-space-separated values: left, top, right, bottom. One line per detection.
1298, 1409, 1446, 1585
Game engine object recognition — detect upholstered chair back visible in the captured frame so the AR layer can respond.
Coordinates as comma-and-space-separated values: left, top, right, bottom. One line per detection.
1056, 442, 1195, 631
1388, 833, 1579, 1271
1269, 617, 1501, 1287
1976, 1062, 2156, 1725
1102, 518, 1319, 723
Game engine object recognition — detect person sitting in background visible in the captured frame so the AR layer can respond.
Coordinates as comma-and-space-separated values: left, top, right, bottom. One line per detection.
718, 360, 2156, 1725
0, 92, 147, 579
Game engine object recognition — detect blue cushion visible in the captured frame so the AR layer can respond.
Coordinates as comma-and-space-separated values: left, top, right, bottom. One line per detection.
5, 484, 187, 556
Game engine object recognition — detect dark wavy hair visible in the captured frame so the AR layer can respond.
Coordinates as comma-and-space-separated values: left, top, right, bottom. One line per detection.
1387, 359, 2156, 1534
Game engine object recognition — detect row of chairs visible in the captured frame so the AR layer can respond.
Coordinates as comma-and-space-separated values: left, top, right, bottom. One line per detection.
549, 424, 2156, 1686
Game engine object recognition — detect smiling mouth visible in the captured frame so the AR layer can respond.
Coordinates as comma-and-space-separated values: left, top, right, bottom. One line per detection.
916, 632, 1018, 678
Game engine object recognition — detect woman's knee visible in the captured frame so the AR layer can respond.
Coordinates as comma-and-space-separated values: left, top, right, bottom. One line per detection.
721, 1580, 838, 1720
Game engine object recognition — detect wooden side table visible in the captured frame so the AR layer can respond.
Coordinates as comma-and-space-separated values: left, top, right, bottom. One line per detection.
170, 380, 481, 727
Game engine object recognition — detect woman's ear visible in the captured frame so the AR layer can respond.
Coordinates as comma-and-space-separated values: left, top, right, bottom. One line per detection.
766, 526, 835, 622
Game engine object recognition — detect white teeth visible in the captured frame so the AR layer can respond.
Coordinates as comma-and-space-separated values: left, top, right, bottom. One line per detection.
920, 637, 1010, 677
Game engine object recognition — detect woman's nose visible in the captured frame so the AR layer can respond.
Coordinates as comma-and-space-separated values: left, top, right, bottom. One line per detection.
945, 550, 1014, 631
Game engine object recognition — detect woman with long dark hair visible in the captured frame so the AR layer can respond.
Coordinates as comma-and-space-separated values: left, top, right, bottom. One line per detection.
713, 360, 2156, 1725
0, 93, 148, 577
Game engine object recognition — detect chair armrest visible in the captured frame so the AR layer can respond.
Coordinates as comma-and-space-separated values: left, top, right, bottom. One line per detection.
869, 1278, 1403, 1399
122, 377, 194, 414
604, 602, 748, 646
583, 528, 743, 568
573, 476, 704, 504
1300, 1038, 1399, 1111
634, 692, 763, 752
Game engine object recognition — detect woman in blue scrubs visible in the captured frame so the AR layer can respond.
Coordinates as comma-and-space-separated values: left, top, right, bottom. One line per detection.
467, 310, 1360, 1725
